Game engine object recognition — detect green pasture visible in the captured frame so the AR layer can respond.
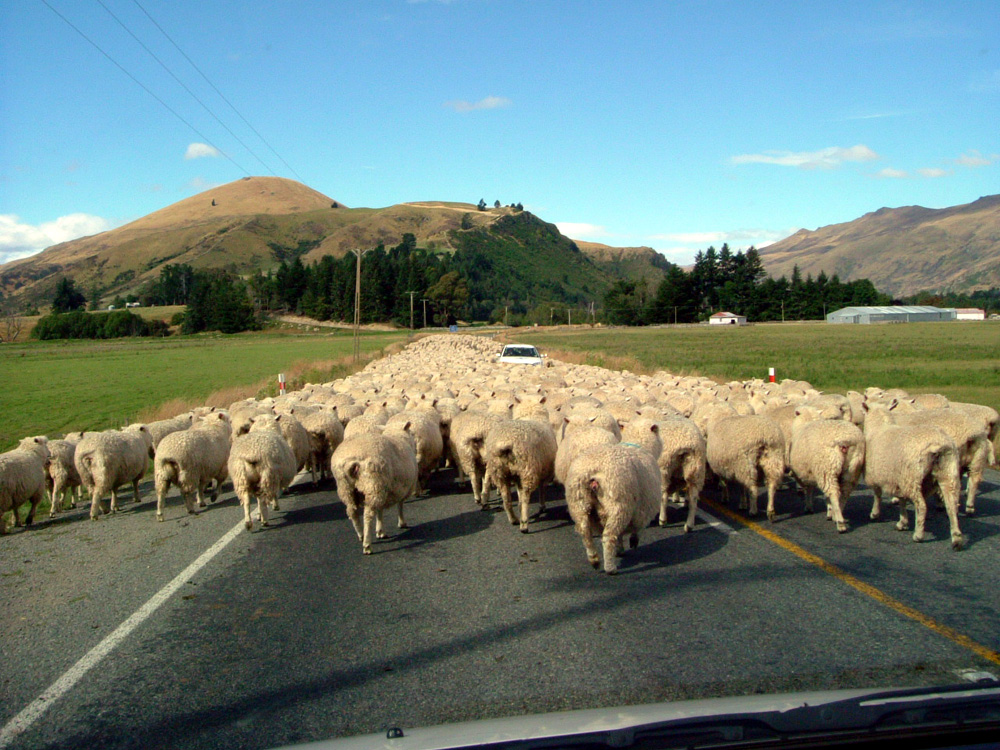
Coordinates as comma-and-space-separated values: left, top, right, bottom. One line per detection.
1, 329, 408, 450
514, 322, 1000, 411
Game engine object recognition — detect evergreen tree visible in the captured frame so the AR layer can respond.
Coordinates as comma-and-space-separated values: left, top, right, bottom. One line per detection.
52, 278, 86, 313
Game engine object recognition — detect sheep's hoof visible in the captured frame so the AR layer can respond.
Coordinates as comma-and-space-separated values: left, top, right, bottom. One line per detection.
684, 523, 693, 533
912, 531, 925, 542
767, 510, 776, 522
629, 533, 639, 549
363, 546, 372, 555
272, 501, 280, 511
157, 514, 164, 522
952, 535, 966, 550
605, 568, 618, 576
658, 517, 668, 527
244, 520, 253, 531
965, 507, 976, 517
588, 555, 600, 569
895, 521, 908, 532
836, 522, 849, 533
519, 524, 529, 534
376, 531, 388, 539
90, 515, 100, 522
260, 519, 269, 527
197, 500, 206, 508
398, 521, 409, 530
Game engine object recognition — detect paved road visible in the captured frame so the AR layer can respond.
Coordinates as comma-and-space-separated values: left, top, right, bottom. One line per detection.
2, 466, 998, 750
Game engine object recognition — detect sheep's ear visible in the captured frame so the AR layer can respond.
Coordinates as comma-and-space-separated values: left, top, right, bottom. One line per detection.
888, 399, 898, 411
563, 416, 570, 424
403, 421, 412, 432
588, 415, 597, 423
794, 409, 802, 416
650, 424, 659, 434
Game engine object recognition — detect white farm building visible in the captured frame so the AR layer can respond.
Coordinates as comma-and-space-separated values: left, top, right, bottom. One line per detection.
826, 305, 957, 324
709, 312, 747, 326
955, 308, 986, 321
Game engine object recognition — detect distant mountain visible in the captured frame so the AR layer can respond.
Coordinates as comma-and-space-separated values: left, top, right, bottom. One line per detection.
573, 242, 671, 286
759, 195, 1000, 297
0, 176, 667, 309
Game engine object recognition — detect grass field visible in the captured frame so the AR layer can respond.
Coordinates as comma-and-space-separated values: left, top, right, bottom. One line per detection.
1, 329, 409, 451
509, 321, 1000, 411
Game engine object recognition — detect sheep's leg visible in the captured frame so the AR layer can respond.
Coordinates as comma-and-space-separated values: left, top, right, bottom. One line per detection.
240, 493, 253, 530
24, 488, 43, 526
257, 493, 271, 528
271, 496, 280, 512
870, 487, 883, 520
911, 493, 928, 543
941, 489, 965, 550
183, 490, 199, 516
518, 483, 532, 533
131, 478, 142, 504
89, 489, 103, 521
500, 483, 517, 525
826, 483, 848, 533
538, 482, 546, 516
658, 492, 670, 527
375, 508, 387, 539
397, 499, 408, 530
576, 515, 600, 570
747, 482, 760, 516
362, 506, 376, 554
684, 486, 698, 533
895, 497, 910, 532
345, 502, 363, 541
49, 482, 62, 518
156, 489, 167, 522
109, 488, 120, 514
195, 484, 207, 508
965, 470, 981, 516
471, 465, 484, 506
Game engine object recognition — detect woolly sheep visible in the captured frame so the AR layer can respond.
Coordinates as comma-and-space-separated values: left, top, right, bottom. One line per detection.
449, 410, 507, 506
154, 412, 232, 521
645, 417, 706, 533
564, 444, 661, 574
484, 418, 558, 532
297, 408, 345, 483
249, 414, 313, 495
385, 411, 443, 491
863, 404, 964, 548
706, 413, 785, 520
330, 431, 419, 555
788, 407, 866, 532
46, 434, 84, 517
146, 413, 195, 449
0, 436, 50, 534
555, 425, 619, 486
75, 426, 154, 520
227, 422, 298, 531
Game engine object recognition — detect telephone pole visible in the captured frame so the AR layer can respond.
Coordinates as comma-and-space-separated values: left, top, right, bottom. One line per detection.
350, 248, 372, 361
406, 291, 417, 330
422, 298, 429, 329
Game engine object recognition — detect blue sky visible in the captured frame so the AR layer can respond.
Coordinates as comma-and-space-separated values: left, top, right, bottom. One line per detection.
2, 0, 998, 266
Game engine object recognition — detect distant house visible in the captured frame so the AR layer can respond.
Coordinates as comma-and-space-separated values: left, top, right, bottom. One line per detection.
709, 312, 746, 326
955, 308, 985, 321
826, 306, 957, 324
125, 301, 141, 309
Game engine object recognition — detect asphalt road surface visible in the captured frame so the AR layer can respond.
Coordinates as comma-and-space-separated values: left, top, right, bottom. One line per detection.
2, 465, 998, 750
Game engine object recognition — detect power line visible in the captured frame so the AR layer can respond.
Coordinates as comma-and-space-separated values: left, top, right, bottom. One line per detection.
40, 0, 250, 176
94, 0, 279, 176
130, 0, 306, 183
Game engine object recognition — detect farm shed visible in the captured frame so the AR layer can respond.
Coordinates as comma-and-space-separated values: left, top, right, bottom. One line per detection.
709, 312, 747, 326
826, 306, 958, 324
955, 308, 986, 321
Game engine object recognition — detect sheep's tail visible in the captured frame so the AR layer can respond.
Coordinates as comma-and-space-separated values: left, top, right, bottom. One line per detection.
158, 458, 179, 483
77, 451, 95, 485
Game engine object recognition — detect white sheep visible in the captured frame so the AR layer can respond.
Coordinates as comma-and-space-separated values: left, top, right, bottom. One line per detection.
631, 417, 706, 533
484, 419, 558, 532
555, 425, 619, 486
705, 413, 785, 520
0, 436, 51, 534
564, 444, 661, 574
75, 426, 155, 520
297, 408, 344, 483
787, 407, 866, 532
154, 413, 232, 521
146, 413, 195, 449
330, 431, 419, 554
385, 410, 443, 492
449, 410, 507, 507
227, 423, 298, 531
46, 433, 85, 517
863, 404, 964, 548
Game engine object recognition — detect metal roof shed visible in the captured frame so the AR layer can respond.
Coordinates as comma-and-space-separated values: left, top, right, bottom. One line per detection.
826, 306, 957, 324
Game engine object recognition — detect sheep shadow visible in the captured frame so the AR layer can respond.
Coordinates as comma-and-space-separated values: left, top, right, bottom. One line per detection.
374, 507, 495, 554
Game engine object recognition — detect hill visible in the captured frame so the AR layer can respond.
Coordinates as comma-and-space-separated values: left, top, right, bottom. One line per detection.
0, 177, 659, 313
759, 194, 1000, 297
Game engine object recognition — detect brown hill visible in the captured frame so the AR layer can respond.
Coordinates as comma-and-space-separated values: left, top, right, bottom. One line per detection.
573, 241, 670, 287
759, 194, 1000, 297
0, 178, 499, 306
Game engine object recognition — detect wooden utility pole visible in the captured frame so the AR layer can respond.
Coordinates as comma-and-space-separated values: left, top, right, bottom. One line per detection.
406, 291, 417, 330
422, 298, 429, 329
350, 248, 372, 361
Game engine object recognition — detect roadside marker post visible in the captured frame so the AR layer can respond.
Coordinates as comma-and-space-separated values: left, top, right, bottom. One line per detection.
768, 367, 775, 383
279, 373, 286, 395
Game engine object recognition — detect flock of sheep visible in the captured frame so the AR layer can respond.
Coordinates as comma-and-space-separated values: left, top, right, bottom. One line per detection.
1, 334, 997, 574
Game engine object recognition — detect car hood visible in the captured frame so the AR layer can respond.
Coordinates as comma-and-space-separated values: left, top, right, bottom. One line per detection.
279, 682, 1000, 750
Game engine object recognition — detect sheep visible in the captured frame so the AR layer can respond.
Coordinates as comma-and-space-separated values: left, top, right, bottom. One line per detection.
330, 431, 419, 554
0, 437, 51, 534
343, 412, 388, 440
949, 402, 999, 468
385, 411, 443, 492
554, 425, 619, 486
872, 405, 993, 516
863, 403, 964, 548
645, 417, 706, 533
146, 413, 195, 449
297, 408, 344, 483
705, 413, 785, 520
249, 413, 313, 486
787, 407, 866, 532
564, 444, 661, 574
46, 434, 85, 517
154, 413, 232, 521
227, 423, 298, 531
484, 418, 558, 532
449, 410, 507, 506
75, 426, 154, 520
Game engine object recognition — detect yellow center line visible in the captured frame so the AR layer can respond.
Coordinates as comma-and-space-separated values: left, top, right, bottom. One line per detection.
702, 499, 1000, 666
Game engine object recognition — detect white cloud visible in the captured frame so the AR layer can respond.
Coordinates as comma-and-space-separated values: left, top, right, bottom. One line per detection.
445, 95, 511, 113
186, 176, 223, 192
184, 142, 221, 160
0, 213, 111, 265
731, 144, 879, 170
955, 150, 999, 167
876, 167, 910, 179
650, 228, 795, 247
917, 168, 950, 178
555, 222, 608, 239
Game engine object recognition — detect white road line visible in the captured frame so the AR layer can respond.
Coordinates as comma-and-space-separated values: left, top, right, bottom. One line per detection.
0, 517, 248, 749
696, 508, 738, 535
